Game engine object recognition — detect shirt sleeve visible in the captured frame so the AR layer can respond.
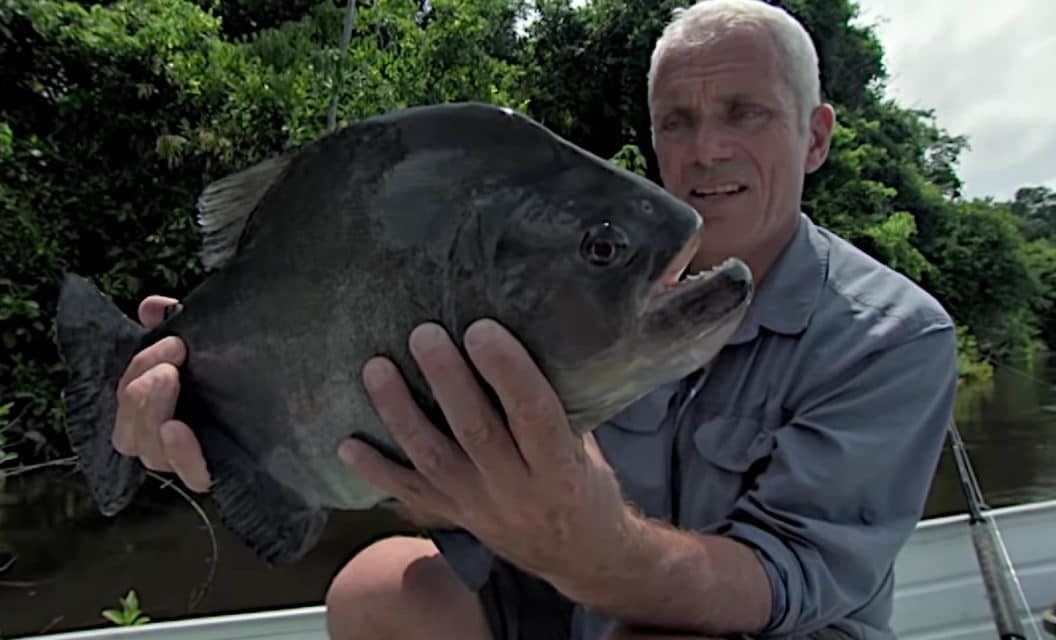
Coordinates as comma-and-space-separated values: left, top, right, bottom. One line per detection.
716, 317, 959, 635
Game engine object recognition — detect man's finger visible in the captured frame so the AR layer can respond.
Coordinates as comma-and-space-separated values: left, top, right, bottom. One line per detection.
130, 365, 180, 472
462, 319, 575, 469
359, 356, 475, 494
379, 499, 456, 529
160, 420, 212, 493
339, 438, 450, 516
408, 323, 527, 484
117, 337, 186, 394
114, 344, 183, 456
138, 296, 181, 329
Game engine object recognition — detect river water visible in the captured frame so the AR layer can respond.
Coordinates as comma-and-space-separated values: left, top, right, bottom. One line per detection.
1, 355, 1054, 638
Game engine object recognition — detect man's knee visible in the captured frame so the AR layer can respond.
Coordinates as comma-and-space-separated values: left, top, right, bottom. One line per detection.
325, 535, 491, 640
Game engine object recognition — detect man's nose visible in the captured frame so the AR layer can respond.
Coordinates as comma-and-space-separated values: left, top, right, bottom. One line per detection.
691, 129, 734, 166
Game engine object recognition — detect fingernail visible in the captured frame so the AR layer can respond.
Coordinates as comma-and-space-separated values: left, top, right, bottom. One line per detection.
408, 322, 448, 355
338, 439, 363, 465
464, 318, 502, 350
361, 358, 392, 391
159, 422, 178, 447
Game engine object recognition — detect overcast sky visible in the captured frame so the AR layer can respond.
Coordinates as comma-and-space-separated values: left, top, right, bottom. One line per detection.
851, 0, 1056, 201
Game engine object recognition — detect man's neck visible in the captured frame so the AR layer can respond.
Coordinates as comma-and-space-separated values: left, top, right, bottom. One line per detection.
746, 216, 800, 289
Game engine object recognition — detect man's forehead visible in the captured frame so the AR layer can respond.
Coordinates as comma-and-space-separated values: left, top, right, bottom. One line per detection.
652, 44, 791, 106
653, 33, 784, 93
652, 68, 787, 110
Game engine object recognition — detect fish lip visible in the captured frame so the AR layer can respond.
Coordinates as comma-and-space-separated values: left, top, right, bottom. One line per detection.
640, 254, 753, 342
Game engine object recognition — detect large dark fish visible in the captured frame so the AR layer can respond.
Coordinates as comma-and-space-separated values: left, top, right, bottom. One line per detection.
54, 102, 752, 566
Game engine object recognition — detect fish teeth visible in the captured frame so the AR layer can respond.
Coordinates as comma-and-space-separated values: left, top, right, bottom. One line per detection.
684, 258, 737, 281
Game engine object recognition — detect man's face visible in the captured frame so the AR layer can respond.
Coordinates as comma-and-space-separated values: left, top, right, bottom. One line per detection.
650, 26, 834, 277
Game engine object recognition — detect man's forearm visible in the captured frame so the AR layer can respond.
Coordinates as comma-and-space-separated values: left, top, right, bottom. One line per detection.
545, 508, 773, 635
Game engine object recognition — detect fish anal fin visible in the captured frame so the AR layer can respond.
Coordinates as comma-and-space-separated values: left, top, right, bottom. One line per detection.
197, 426, 329, 566
195, 153, 292, 271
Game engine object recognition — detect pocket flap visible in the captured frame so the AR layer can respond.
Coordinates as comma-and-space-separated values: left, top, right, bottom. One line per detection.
691, 415, 774, 473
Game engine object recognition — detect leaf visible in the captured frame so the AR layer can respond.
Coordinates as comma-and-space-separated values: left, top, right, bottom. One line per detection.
123, 589, 140, 612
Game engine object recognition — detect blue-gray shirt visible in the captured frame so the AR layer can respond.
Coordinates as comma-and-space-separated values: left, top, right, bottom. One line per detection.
434, 213, 959, 639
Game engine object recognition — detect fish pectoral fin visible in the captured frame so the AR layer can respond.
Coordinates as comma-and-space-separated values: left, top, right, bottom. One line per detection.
195, 152, 293, 271
199, 428, 329, 566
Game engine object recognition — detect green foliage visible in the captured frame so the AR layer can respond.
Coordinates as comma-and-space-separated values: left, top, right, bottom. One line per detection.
0, 0, 1051, 464
0, 402, 18, 467
925, 198, 1042, 362
0, 0, 532, 461
955, 326, 993, 385
861, 212, 932, 282
1011, 185, 1056, 241
608, 143, 648, 177
1020, 237, 1056, 347
102, 589, 151, 626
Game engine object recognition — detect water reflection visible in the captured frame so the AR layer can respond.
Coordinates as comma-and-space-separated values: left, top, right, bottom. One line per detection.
925, 351, 1056, 517
0, 468, 411, 637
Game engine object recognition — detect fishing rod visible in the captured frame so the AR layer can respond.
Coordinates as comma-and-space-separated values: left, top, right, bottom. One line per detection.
946, 418, 1043, 640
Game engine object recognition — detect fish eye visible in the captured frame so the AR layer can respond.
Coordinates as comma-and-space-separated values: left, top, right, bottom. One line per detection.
580, 222, 630, 267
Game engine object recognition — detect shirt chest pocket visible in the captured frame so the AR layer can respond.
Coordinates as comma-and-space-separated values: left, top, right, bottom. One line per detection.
678, 413, 778, 528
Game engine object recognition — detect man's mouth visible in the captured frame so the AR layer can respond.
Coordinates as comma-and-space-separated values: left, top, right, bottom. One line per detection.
690, 183, 748, 198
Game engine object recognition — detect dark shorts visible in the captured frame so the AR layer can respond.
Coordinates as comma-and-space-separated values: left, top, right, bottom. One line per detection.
476, 556, 576, 640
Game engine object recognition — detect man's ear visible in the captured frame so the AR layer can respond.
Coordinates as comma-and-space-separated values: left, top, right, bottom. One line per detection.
805, 103, 836, 174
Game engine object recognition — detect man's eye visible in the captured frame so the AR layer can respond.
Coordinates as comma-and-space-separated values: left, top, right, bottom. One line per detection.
733, 106, 766, 120
662, 114, 689, 130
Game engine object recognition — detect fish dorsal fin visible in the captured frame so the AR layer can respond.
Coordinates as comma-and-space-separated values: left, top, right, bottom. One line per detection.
195, 153, 292, 270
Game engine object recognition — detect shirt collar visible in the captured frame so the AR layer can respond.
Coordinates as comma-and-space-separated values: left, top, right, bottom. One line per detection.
729, 212, 829, 345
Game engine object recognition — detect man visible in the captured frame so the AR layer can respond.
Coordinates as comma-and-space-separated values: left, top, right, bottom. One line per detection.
110, 1, 959, 639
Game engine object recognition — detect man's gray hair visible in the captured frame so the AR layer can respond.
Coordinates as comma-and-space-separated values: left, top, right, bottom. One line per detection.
648, 0, 822, 123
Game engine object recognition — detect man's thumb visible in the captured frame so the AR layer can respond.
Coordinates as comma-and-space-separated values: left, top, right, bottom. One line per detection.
138, 295, 182, 329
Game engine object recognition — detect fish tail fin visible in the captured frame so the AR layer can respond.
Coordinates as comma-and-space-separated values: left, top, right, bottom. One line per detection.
54, 272, 151, 515
191, 422, 330, 565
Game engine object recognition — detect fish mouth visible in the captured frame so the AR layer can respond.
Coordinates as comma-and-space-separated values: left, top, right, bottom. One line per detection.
642, 235, 753, 334
650, 232, 701, 298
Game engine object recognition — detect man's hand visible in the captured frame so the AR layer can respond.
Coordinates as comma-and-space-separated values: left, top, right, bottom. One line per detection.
112, 295, 212, 493
378, 498, 458, 530
338, 318, 636, 588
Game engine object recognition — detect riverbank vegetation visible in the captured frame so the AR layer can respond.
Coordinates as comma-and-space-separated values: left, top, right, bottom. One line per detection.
1, 0, 1054, 467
